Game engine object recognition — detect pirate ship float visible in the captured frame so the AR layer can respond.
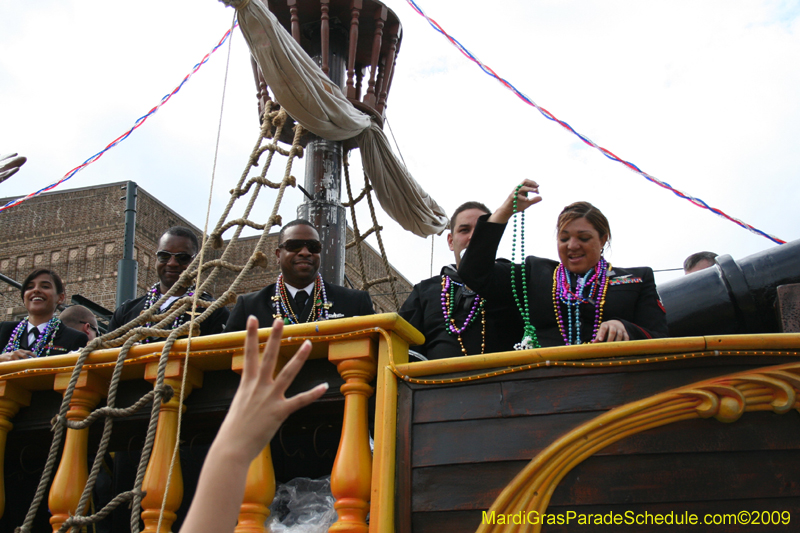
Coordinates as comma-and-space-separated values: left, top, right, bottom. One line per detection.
2, 1, 800, 532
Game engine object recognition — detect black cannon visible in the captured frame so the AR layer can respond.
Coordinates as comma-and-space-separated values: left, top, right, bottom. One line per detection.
660, 238, 800, 337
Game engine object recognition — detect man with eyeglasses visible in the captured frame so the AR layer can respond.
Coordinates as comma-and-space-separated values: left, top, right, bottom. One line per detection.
107, 226, 229, 338
226, 219, 374, 332
60, 305, 99, 341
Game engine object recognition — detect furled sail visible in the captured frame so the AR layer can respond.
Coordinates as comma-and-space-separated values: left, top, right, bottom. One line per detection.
220, 0, 448, 237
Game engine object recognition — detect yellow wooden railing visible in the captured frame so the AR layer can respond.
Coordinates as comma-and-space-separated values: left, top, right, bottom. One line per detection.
0, 313, 422, 533
5, 313, 797, 533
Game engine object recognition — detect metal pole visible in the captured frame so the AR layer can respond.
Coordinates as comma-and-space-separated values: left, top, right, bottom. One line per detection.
297, 34, 348, 285
298, 139, 346, 285
0, 272, 21, 290
116, 181, 138, 305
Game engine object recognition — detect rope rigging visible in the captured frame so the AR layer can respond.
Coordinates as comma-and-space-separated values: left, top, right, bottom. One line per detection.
13, 84, 402, 529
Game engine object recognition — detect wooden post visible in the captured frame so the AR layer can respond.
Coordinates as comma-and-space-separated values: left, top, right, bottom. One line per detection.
140, 360, 202, 533
49, 371, 108, 532
363, 7, 388, 107
235, 446, 276, 533
369, 332, 409, 533
376, 24, 400, 112
321, 0, 331, 76
287, 0, 301, 44
231, 352, 277, 533
0, 381, 31, 519
346, 0, 363, 99
328, 337, 377, 533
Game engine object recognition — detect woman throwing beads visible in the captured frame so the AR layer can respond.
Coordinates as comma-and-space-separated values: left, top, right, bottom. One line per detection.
0, 269, 89, 361
459, 179, 668, 349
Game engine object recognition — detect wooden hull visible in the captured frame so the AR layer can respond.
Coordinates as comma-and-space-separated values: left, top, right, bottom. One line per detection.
386, 335, 800, 532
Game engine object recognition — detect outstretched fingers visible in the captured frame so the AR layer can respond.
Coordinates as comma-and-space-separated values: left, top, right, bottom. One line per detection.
284, 381, 329, 414
256, 317, 286, 384
242, 316, 262, 383
244, 316, 327, 413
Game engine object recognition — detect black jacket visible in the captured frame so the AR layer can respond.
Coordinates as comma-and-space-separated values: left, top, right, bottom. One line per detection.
107, 291, 229, 337
399, 265, 522, 359
0, 320, 89, 356
458, 215, 668, 347
226, 281, 375, 332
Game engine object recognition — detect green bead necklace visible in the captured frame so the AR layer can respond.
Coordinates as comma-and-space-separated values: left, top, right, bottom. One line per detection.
510, 184, 541, 350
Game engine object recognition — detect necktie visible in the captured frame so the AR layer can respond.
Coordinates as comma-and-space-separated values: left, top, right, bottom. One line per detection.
294, 290, 309, 313
27, 326, 40, 350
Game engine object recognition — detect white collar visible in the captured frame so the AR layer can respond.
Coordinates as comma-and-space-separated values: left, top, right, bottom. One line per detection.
160, 295, 181, 311
284, 281, 315, 298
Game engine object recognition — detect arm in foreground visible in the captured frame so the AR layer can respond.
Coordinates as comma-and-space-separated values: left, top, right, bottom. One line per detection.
180, 316, 328, 533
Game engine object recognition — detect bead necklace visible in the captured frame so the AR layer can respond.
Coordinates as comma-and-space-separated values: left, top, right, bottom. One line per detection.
510, 184, 540, 350
552, 257, 610, 345
273, 273, 331, 324
3, 316, 61, 357
140, 281, 196, 343
440, 275, 486, 355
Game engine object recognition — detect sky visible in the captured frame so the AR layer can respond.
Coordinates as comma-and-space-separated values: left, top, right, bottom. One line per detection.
1, 0, 799, 293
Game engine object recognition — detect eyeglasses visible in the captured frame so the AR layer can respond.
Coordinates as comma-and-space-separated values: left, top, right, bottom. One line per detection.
80, 321, 100, 334
156, 250, 196, 265
278, 239, 322, 254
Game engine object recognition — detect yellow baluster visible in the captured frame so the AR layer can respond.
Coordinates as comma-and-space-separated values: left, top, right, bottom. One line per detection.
0, 380, 31, 519
140, 360, 202, 533
235, 446, 276, 533
49, 371, 108, 532
328, 338, 377, 533
231, 353, 276, 533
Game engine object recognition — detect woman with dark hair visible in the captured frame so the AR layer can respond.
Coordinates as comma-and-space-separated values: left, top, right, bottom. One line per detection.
459, 179, 668, 349
0, 269, 89, 361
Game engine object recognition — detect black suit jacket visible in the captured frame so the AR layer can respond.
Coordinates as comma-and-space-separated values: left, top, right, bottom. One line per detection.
0, 320, 89, 356
226, 281, 375, 332
459, 215, 668, 347
399, 265, 522, 359
107, 292, 229, 337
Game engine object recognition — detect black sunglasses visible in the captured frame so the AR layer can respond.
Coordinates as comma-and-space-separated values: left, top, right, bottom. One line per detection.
80, 321, 100, 334
156, 250, 196, 265
279, 239, 322, 253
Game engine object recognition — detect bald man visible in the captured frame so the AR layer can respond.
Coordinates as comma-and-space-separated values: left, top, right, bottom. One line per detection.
60, 305, 99, 341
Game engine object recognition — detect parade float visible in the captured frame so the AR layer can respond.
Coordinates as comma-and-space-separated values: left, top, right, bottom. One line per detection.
1, 1, 799, 532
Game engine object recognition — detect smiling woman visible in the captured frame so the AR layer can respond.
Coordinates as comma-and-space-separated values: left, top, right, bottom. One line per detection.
0, 269, 89, 361
459, 179, 669, 348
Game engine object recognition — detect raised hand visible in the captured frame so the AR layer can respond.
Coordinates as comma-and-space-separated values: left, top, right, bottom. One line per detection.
181, 316, 327, 532
489, 179, 542, 224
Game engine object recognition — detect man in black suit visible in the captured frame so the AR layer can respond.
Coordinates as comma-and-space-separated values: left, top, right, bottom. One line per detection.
226, 219, 374, 331
108, 226, 229, 339
399, 202, 522, 359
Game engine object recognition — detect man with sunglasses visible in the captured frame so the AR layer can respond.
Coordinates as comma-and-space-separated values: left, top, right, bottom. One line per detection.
226, 219, 374, 332
107, 226, 229, 338
60, 305, 99, 341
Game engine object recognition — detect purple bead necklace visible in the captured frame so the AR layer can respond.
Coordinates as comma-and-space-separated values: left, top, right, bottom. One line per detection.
440, 275, 485, 355
3, 316, 61, 357
552, 257, 610, 345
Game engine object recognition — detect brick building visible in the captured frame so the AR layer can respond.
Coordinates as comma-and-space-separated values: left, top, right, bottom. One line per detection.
0, 182, 412, 322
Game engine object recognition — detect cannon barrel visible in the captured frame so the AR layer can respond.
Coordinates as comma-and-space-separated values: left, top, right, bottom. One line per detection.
660, 238, 800, 337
